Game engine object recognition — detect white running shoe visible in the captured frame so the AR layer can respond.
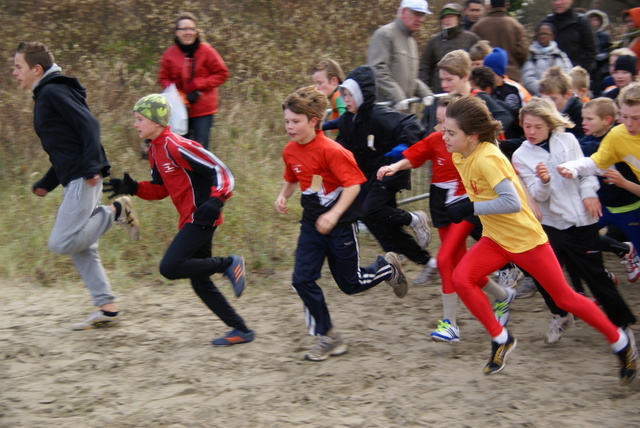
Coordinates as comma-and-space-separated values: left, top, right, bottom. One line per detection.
544, 313, 574, 344
621, 242, 640, 283
72, 311, 120, 331
305, 333, 348, 361
430, 319, 461, 342
493, 287, 516, 327
497, 266, 523, 289
413, 258, 438, 285
409, 211, 431, 249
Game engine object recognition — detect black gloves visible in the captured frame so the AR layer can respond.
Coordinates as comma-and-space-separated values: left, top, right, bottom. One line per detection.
103, 173, 138, 199
447, 202, 475, 224
193, 197, 224, 227
186, 91, 200, 104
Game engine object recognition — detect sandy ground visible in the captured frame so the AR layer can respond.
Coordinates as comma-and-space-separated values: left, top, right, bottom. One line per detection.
2, 236, 640, 427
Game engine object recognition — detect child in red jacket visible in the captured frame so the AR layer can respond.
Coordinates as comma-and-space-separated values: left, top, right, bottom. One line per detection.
105, 94, 253, 347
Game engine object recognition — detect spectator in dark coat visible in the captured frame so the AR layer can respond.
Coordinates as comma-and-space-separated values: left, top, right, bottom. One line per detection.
470, 0, 528, 82
586, 9, 611, 96
542, 0, 597, 78
419, 3, 480, 93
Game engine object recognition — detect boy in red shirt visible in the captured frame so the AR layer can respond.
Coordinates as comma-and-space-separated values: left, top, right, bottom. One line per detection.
275, 86, 408, 361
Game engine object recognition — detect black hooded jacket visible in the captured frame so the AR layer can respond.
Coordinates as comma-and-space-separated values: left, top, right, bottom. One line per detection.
335, 66, 426, 189
32, 72, 110, 191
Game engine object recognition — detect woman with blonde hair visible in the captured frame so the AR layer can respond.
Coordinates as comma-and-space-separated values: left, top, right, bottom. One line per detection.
512, 97, 636, 347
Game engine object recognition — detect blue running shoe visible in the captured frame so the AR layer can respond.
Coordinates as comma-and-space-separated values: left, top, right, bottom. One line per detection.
211, 328, 254, 346
224, 255, 246, 297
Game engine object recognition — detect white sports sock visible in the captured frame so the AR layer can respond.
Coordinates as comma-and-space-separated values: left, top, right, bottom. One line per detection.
410, 212, 419, 227
442, 293, 458, 325
611, 328, 629, 353
492, 328, 508, 344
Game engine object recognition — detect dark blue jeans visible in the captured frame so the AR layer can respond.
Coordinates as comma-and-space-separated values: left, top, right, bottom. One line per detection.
188, 114, 215, 150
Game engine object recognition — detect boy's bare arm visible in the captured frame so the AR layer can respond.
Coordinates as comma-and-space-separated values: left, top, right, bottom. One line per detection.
274, 181, 298, 214
603, 169, 640, 197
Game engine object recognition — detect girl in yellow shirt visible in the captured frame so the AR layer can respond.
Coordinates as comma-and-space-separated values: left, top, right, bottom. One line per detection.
442, 95, 637, 384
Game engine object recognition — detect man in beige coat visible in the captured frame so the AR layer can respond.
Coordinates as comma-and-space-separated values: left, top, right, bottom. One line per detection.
367, 0, 434, 111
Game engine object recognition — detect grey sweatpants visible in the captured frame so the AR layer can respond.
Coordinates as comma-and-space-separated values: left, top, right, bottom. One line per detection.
48, 177, 115, 307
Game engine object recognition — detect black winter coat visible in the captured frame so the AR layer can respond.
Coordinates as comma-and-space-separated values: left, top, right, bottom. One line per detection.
32, 72, 110, 191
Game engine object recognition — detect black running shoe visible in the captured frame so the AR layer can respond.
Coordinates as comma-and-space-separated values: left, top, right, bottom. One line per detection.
483, 333, 517, 375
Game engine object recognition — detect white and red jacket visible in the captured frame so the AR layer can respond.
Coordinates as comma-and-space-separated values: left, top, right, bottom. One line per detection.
136, 126, 234, 229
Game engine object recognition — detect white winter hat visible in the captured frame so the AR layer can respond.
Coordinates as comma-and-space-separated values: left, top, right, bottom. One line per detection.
400, 0, 432, 14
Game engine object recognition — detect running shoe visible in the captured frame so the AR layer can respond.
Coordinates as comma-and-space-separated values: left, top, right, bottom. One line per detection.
114, 195, 140, 241
211, 328, 254, 346
621, 242, 640, 283
544, 313, 574, 344
384, 252, 409, 298
430, 319, 460, 342
483, 333, 517, 375
224, 255, 246, 298
413, 258, 438, 285
409, 210, 431, 249
305, 332, 348, 361
72, 311, 120, 330
493, 287, 516, 327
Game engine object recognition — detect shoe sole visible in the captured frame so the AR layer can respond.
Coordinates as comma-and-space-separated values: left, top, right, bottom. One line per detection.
71, 320, 120, 331
484, 338, 517, 375
116, 196, 140, 241
226, 256, 246, 298
304, 344, 348, 361
430, 335, 460, 343
212, 338, 253, 346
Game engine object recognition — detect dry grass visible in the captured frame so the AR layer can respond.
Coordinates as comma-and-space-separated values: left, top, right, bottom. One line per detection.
0, 0, 572, 284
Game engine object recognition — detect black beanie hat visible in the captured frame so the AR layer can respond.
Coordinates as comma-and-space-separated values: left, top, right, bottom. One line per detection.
615, 55, 638, 75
